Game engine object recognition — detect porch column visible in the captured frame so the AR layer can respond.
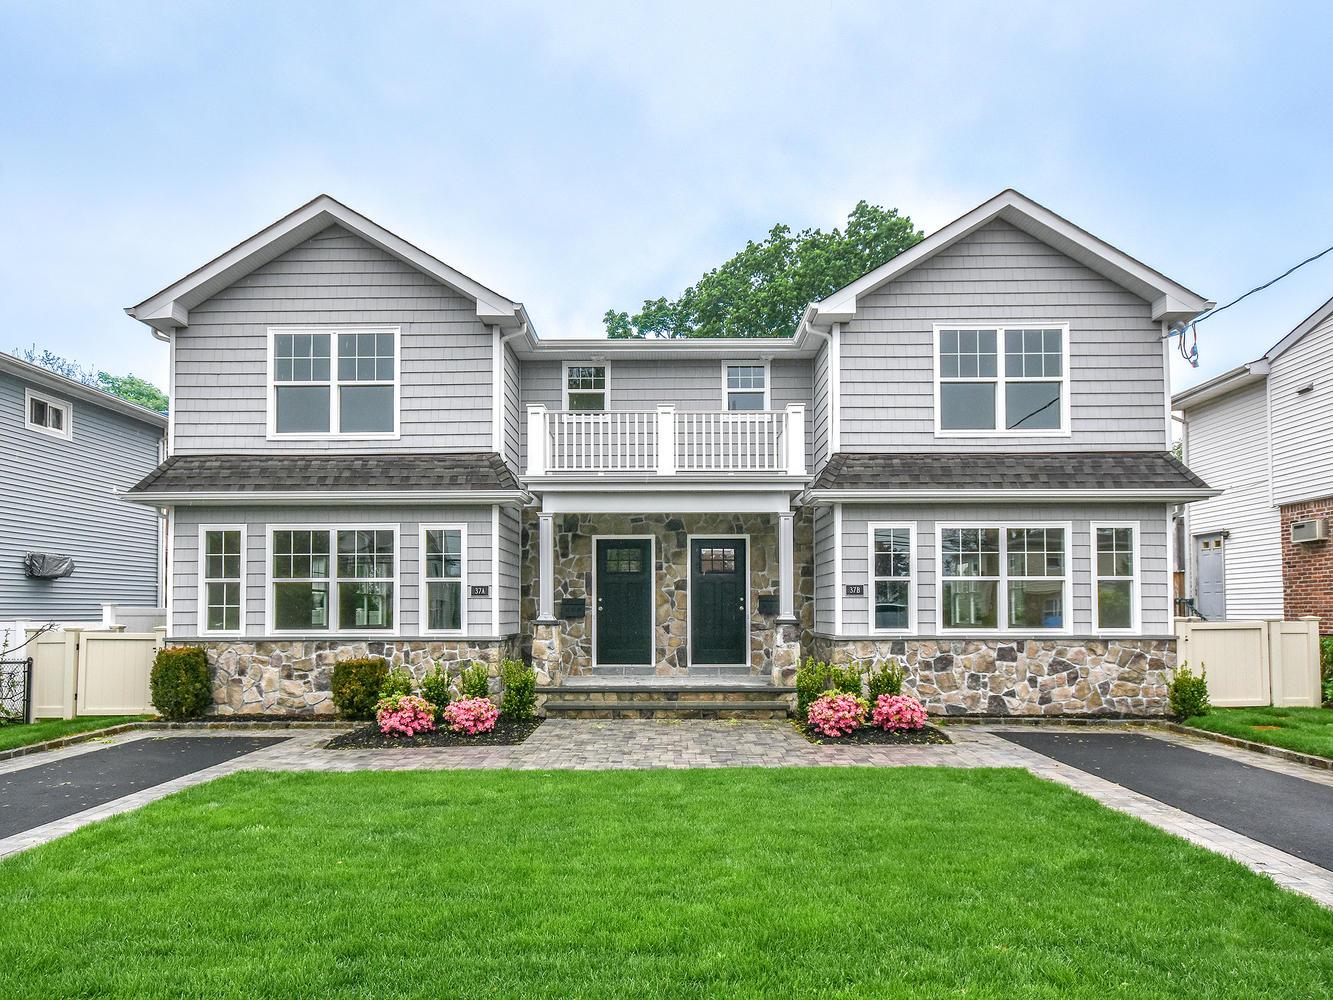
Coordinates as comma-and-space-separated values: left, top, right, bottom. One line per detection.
537, 512, 556, 621
778, 511, 797, 623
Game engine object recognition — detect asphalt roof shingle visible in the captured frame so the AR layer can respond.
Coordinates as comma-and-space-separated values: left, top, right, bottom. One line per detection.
127, 453, 520, 495
810, 452, 1210, 493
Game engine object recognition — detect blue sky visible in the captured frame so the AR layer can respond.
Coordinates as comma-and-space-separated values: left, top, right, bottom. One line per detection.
3, 1, 1331, 396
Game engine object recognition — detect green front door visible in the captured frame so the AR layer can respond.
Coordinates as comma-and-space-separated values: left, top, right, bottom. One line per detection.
595, 538, 653, 665
690, 538, 748, 665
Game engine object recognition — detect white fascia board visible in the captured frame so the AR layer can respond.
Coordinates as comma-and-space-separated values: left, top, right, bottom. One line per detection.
804, 488, 1221, 504
809, 189, 1211, 328
1264, 293, 1333, 363
1171, 362, 1269, 411
120, 489, 530, 507
540, 489, 797, 514
508, 324, 821, 360
126, 194, 522, 333
524, 474, 811, 490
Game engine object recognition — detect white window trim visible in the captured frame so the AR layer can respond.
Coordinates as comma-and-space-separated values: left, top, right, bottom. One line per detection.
932, 323, 1072, 437
721, 359, 771, 411
866, 522, 915, 635
265, 524, 401, 637
562, 361, 609, 412
24, 388, 72, 441
936, 521, 1073, 635
198, 525, 247, 637
420, 523, 468, 637
266, 327, 401, 440
1090, 520, 1141, 635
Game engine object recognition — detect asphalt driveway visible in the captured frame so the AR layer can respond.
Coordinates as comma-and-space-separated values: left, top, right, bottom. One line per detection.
0, 736, 287, 839
998, 732, 1333, 871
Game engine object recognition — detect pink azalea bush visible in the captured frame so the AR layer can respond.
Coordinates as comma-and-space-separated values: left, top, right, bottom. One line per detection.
806, 692, 869, 737
375, 694, 437, 737
872, 694, 928, 732
441, 696, 500, 735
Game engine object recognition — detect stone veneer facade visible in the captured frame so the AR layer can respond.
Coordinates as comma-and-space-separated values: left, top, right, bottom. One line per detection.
808, 636, 1175, 716
203, 638, 517, 716
520, 510, 813, 681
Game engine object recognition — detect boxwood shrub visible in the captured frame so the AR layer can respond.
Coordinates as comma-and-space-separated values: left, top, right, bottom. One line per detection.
331, 657, 390, 720
500, 659, 537, 721
150, 646, 212, 720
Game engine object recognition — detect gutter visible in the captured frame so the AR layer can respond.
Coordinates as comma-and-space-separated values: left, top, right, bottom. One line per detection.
118, 489, 531, 506
803, 488, 1221, 505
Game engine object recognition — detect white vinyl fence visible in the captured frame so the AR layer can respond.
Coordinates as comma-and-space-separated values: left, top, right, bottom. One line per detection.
22, 625, 164, 719
1173, 617, 1321, 708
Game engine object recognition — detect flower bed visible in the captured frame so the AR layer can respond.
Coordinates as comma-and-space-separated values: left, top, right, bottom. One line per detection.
325, 717, 542, 749
799, 689, 950, 745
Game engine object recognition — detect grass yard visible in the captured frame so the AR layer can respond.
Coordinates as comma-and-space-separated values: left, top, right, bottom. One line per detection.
0, 715, 149, 753
1184, 705, 1333, 760
0, 768, 1329, 999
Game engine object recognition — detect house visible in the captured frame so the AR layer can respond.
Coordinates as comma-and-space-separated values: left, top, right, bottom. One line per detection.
123, 190, 1215, 717
1173, 295, 1333, 631
0, 351, 167, 623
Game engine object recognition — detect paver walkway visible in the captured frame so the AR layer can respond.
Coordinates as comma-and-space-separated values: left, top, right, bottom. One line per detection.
0, 720, 1330, 908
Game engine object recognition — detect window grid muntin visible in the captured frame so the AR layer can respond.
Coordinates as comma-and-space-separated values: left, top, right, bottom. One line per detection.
270, 527, 397, 634
939, 525, 1070, 632
936, 325, 1067, 434
423, 527, 464, 634
271, 329, 397, 436
1094, 525, 1137, 631
871, 526, 912, 632
202, 529, 243, 633
564, 364, 607, 411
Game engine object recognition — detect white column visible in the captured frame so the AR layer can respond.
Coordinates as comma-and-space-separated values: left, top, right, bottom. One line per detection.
526, 404, 548, 477
778, 511, 796, 622
656, 404, 676, 475
785, 403, 806, 476
537, 512, 556, 622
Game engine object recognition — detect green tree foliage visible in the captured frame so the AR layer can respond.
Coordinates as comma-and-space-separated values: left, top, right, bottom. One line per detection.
603, 201, 923, 339
13, 345, 169, 413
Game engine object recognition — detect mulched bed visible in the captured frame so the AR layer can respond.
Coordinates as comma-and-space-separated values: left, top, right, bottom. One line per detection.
798, 724, 952, 746
325, 718, 543, 749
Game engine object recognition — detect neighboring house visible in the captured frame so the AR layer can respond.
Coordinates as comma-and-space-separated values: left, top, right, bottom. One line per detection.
123, 191, 1214, 717
1174, 295, 1333, 631
0, 352, 167, 622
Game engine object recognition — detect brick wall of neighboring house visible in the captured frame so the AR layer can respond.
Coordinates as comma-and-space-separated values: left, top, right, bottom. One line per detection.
1280, 497, 1333, 634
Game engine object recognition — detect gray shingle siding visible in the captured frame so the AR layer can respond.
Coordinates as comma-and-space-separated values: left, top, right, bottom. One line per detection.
838, 219, 1169, 453
0, 369, 163, 620
171, 225, 496, 455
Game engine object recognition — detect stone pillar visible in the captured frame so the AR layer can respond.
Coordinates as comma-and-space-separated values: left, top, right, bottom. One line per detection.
530, 620, 561, 687
538, 512, 556, 622
777, 511, 796, 623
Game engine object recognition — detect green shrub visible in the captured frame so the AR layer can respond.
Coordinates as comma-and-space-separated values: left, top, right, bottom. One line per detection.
500, 659, 537, 721
867, 661, 905, 700
1321, 637, 1333, 707
1169, 661, 1211, 719
379, 667, 414, 700
150, 646, 212, 720
419, 664, 452, 720
459, 662, 491, 700
830, 663, 862, 697
795, 658, 831, 719
331, 657, 389, 720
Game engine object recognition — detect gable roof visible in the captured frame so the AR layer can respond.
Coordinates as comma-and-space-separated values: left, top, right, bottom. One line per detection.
0, 351, 168, 429
125, 195, 528, 336
802, 189, 1212, 331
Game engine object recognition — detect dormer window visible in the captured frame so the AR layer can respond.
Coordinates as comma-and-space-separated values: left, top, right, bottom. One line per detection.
25, 389, 72, 440
269, 328, 398, 438
935, 324, 1069, 435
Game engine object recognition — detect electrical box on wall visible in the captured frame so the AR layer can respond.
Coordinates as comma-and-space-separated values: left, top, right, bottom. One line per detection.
1290, 519, 1328, 543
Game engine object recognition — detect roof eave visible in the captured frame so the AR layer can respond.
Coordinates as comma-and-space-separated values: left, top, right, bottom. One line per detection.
804, 488, 1220, 504
0, 352, 169, 428
121, 488, 530, 506
1172, 361, 1270, 411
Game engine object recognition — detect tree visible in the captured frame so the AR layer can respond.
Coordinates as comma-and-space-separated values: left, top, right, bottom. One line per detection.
13, 345, 169, 413
603, 200, 923, 339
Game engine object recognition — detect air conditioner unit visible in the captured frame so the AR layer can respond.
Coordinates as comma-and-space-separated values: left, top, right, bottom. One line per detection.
1290, 518, 1328, 543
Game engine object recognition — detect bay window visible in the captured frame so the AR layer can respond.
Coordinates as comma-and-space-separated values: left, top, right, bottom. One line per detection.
270, 328, 397, 437
422, 525, 465, 634
1093, 523, 1138, 631
270, 526, 396, 633
936, 325, 1068, 434
939, 524, 1069, 632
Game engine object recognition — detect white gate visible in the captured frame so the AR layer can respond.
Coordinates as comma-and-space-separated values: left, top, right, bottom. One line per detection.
23, 626, 164, 719
1174, 617, 1320, 708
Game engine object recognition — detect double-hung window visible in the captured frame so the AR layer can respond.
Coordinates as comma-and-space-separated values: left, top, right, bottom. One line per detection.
270, 527, 397, 633
422, 526, 465, 634
564, 365, 607, 411
939, 524, 1069, 632
200, 528, 244, 634
25, 389, 71, 440
270, 328, 397, 436
936, 325, 1068, 434
1092, 523, 1138, 631
869, 524, 913, 632
724, 363, 768, 411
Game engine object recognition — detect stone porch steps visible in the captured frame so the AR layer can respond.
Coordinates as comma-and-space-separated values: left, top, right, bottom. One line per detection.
538, 679, 795, 720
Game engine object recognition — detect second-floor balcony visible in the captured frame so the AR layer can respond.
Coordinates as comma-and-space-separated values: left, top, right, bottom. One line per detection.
525, 403, 807, 477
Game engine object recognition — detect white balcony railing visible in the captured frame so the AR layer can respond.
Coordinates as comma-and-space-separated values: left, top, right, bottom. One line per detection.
526, 403, 806, 477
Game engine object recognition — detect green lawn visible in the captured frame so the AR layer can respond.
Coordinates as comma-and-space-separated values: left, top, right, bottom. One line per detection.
1184, 706, 1333, 760
0, 769, 1329, 999
0, 715, 149, 753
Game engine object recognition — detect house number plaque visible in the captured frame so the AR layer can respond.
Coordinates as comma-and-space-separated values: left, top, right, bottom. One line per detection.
470, 585, 490, 597
844, 584, 865, 596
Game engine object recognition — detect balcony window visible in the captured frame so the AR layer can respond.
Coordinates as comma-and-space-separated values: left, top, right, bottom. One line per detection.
270, 328, 397, 437
564, 364, 607, 411
724, 363, 768, 411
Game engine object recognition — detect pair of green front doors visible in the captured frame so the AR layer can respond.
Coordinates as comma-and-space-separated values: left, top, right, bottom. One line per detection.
594, 537, 747, 666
